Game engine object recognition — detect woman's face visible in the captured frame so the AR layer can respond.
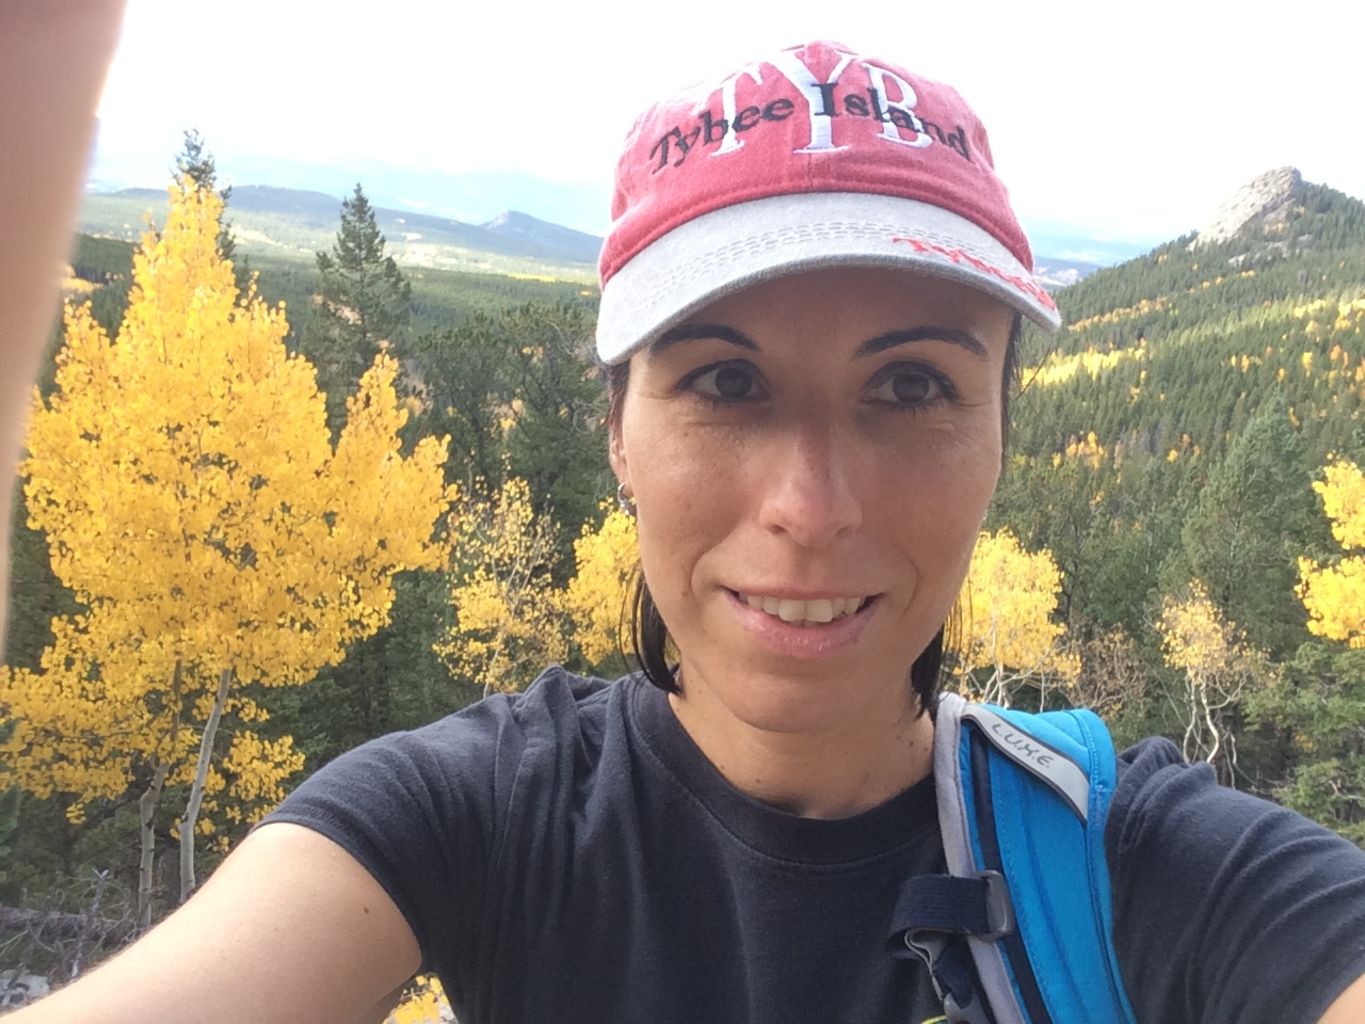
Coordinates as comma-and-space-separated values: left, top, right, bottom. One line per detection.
610, 267, 1014, 736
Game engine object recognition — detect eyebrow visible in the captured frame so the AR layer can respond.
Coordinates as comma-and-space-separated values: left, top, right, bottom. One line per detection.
650, 323, 758, 354
856, 327, 990, 359
650, 323, 989, 359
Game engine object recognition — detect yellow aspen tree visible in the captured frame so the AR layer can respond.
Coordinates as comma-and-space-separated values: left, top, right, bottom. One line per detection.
563, 504, 639, 667
1298, 458, 1365, 647
954, 528, 1079, 707
1158, 580, 1269, 778
435, 476, 567, 697
0, 177, 454, 916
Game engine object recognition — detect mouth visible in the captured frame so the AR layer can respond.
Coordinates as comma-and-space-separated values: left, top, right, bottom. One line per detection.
730, 591, 876, 628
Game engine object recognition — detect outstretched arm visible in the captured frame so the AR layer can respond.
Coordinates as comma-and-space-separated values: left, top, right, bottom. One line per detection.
0, 0, 126, 644
4, 822, 423, 1022
1, 16, 430, 1019
1321, 974, 1365, 1024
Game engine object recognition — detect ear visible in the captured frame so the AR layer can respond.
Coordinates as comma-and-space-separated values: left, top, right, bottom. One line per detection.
608, 413, 630, 495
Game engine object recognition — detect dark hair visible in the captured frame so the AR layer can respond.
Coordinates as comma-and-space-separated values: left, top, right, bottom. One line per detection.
602, 312, 1023, 714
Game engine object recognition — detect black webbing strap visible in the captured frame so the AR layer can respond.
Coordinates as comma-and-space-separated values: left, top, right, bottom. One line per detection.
886, 872, 1015, 1024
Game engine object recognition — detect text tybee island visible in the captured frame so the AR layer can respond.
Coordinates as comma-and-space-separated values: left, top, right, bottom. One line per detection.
648, 47, 973, 171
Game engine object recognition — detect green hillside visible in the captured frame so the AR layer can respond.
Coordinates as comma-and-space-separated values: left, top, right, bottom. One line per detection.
63, 230, 592, 342
989, 178, 1364, 832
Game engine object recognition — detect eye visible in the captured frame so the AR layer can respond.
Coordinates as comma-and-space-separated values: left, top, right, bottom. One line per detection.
682, 361, 767, 402
866, 364, 953, 409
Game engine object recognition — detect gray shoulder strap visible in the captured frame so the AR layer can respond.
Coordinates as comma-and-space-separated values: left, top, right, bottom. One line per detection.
932, 693, 1027, 1024
960, 704, 1090, 822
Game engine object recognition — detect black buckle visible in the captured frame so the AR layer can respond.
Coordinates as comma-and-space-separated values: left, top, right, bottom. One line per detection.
975, 870, 1015, 941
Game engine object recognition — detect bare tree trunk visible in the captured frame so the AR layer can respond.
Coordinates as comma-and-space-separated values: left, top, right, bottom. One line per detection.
1182, 676, 1199, 761
1201, 684, 1222, 766
179, 667, 232, 904
140, 659, 183, 925
137, 759, 170, 928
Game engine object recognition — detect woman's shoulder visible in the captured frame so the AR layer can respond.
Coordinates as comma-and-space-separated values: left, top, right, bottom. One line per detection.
1105, 734, 1365, 1024
250, 668, 637, 983
325, 666, 628, 797
368, 666, 621, 753
1107, 732, 1365, 896
1108, 734, 1305, 851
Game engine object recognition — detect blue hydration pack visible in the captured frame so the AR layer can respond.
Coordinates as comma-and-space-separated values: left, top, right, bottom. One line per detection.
885, 693, 1139, 1024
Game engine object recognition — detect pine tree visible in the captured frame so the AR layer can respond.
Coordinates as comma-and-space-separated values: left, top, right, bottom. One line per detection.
1170, 395, 1321, 657
306, 183, 412, 433
173, 129, 248, 291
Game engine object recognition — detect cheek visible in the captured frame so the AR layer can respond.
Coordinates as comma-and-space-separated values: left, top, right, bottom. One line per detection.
879, 418, 1001, 572
623, 419, 732, 599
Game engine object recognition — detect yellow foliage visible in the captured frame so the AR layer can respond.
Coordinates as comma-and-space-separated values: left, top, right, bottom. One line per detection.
1156, 580, 1266, 768
953, 529, 1078, 706
1024, 344, 1144, 388
1296, 297, 1365, 339
1158, 581, 1247, 681
1067, 299, 1166, 333
1, 176, 454, 833
1063, 432, 1105, 470
436, 476, 567, 695
564, 505, 639, 666
1298, 459, 1365, 648
386, 975, 449, 1024
60, 276, 98, 295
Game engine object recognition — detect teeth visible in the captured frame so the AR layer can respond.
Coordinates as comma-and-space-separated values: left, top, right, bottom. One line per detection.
738, 593, 867, 626
804, 599, 834, 623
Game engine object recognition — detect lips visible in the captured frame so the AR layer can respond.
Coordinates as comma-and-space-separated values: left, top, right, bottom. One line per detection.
725, 588, 879, 657
734, 592, 872, 627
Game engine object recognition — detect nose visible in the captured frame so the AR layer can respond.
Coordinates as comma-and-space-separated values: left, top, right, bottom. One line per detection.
756, 420, 863, 548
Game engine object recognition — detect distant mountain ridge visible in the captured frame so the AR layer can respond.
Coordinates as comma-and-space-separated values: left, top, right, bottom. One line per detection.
1194, 167, 1304, 248
81, 185, 602, 280
83, 173, 1155, 288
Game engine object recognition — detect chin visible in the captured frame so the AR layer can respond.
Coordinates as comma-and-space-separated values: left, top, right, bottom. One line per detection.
684, 651, 915, 736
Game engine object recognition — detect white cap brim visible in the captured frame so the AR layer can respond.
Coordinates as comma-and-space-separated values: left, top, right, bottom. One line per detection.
596, 192, 1061, 364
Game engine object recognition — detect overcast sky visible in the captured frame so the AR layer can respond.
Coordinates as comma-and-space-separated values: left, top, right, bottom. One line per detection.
92, 0, 1365, 242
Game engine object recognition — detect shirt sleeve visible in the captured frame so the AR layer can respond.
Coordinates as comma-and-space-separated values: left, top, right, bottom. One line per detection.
249, 693, 531, 980
1107, 737, 1365, 1024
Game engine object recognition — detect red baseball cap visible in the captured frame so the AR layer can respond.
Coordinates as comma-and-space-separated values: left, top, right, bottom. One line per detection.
596, 40, 1060, 364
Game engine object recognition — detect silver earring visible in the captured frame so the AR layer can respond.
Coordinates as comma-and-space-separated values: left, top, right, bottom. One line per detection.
616, 482, 637, 518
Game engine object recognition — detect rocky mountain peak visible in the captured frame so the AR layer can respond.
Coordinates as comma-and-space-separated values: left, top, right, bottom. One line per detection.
1193, 167, 1303, 248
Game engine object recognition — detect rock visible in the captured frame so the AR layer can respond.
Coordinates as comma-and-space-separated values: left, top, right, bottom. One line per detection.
1192, 167, 1303, 248
0, 971, 50, 1009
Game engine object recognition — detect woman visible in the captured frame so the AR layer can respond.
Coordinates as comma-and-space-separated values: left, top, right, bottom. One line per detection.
7, 37, 1365, 1024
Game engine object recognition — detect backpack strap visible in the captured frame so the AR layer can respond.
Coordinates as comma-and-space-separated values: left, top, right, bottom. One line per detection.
887, 693, 1137, 1024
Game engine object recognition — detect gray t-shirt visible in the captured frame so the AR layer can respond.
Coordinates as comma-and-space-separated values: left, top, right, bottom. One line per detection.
255, 669, 1365, 1023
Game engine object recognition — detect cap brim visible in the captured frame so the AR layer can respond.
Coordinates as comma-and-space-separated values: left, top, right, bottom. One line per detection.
596, 192, 1062, 364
